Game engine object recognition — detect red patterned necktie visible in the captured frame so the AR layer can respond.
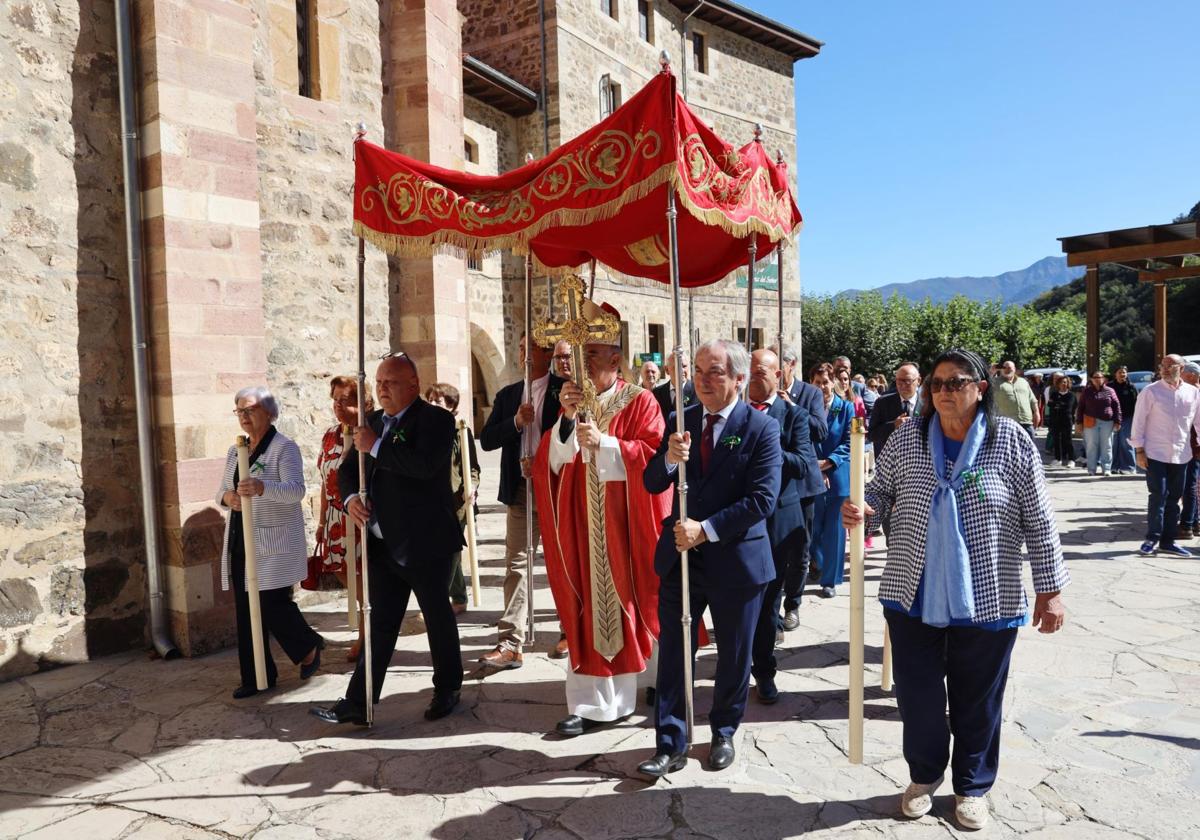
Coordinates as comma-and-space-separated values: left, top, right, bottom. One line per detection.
701, 413, 718, 475
752, 401, 769, 411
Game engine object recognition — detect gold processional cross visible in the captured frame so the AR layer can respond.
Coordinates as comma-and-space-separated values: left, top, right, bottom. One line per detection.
533, 274, 626, 660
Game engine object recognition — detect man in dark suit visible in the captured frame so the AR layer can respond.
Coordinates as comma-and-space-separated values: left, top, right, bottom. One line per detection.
777, 346, 827, 630
746, 349, 820, 704
312, 353, 464, 725
868, 361, 922, 459
652, 353, 696, 422
639, 339, 782, 778
478, 335, 566, 667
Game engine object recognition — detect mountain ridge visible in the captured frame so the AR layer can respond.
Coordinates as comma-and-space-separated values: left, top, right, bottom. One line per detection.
835, 256, 1085, 306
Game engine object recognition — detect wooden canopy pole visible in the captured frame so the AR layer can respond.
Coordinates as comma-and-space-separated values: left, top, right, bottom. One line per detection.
1153, 280, 1168, 366
353, 123, 375, 726
1085, 266, 1100, 376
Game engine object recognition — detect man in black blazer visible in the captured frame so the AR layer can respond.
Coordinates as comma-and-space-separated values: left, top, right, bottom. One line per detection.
639, 339, 782, 778
746, 349, 820, 704
777, 346, 828, 630
652, 354, 696, 423
312, 353, 464, 725
868, 361, 922, 458
477, 335, 566, 668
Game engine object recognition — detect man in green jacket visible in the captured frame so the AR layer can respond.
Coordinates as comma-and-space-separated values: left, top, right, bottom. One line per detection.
993, 360, 1040, 438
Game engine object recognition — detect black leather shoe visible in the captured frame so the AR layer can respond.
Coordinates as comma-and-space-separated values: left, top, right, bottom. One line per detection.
644, 687, 656, 707
555, 714, 613, 737
300, 637, 325, 680
637, 751, 687, 778
232, 684, 257, 699
424, 690, 460, 721
756, 677, 780, 705
310, 698, 368, 725
782, 609, 800, 631
708, 735, 735, 770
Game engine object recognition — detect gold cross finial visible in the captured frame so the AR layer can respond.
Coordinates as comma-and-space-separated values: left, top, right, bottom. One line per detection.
533, 275, 620, 417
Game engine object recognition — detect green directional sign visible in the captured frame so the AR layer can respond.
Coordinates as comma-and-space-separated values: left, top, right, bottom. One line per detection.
733, 261, 779, 291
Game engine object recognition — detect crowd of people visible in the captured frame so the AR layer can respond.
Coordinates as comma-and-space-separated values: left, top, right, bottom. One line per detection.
211, 334, 1198, 832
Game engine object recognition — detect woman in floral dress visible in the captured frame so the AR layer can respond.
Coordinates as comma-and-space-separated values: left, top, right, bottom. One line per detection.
308, 375, 372, 660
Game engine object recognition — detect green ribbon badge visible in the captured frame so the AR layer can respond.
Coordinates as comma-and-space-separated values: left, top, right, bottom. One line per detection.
250, 462, 265, 475
391, 428, 407, 445
719, 434, 742, 450
962, 467, 985, 501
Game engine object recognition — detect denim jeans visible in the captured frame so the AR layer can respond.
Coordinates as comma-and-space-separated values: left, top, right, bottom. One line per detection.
1082, 420, 1114, 474
1111, 422, 1136, 473
1145, 458, 1188, 545
1181, 458, 1200, 530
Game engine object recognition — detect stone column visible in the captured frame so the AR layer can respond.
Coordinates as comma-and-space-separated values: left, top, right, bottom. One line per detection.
137, 0, 267, 654
383, 0, 470, 405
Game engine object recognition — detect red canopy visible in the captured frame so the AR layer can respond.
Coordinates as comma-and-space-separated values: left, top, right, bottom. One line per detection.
353, 69, 800, 287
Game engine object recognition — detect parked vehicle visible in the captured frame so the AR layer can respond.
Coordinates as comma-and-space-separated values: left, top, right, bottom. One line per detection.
1126, 370, 1155, 392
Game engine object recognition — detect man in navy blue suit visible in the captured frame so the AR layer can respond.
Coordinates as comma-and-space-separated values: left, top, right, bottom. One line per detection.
639, 339, 782, 777
746, 348, 820, 704
778, 346, 827, 630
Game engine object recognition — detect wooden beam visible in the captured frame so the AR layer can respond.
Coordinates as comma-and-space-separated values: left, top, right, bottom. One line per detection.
1139, 265, 1200, 283
1065, 237, 1200, 267
1153, 281, 1167, 366
1085, 266, 1100, 376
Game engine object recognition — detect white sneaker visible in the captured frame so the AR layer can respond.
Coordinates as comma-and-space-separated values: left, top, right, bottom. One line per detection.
901, 777, 942, 818
1067, 461, 1076, 469
955, 794, 990, 830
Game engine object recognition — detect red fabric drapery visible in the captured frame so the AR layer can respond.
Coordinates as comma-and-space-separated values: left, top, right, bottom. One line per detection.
353, 69, 800, 287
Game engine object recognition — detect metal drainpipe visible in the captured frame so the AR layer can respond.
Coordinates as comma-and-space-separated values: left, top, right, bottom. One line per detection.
115, 0, 179, 660
680, 2, 703, 357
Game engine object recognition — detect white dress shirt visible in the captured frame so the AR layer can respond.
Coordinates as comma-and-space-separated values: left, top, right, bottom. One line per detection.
350, 404, 411, 538
521, 372, 551, 455
667, 396, 738, 543
1129, 379, 1200, 464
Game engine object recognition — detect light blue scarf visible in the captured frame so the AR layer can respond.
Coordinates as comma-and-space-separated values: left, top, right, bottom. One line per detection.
922, 411, 986, 627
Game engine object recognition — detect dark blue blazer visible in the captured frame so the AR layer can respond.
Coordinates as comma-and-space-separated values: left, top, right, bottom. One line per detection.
479, 374, 564, 506
762, 400, 821, 548
786, 378, 829, 445
818, 396, 854, 497
644, 400, 782, 587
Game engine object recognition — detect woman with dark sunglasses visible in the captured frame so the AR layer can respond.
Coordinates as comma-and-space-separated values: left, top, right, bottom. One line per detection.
842, 349, 1069, 831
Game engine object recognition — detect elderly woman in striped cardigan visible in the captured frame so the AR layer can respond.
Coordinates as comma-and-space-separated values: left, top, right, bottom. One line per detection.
216, 385, 325, 698
843, 349, 1069, 832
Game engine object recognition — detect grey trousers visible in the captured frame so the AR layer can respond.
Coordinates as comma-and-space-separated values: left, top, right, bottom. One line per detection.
498, 492, 541, 651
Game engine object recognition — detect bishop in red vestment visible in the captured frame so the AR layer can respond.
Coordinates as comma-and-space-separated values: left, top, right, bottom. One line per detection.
533, 337, 671, 735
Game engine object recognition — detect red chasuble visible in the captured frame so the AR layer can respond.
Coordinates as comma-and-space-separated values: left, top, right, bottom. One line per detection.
533, 382, 671, 678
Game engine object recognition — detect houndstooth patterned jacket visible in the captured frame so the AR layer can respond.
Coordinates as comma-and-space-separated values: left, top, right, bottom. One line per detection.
865, 415, 1069, 622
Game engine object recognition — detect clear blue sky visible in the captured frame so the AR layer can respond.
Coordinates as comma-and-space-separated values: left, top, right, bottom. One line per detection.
749, 0, 1200, 295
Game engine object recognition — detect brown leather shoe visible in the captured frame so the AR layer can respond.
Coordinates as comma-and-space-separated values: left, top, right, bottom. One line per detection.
479, 646, 523, 669
551, 635, 569, 659
451, 602, 467, 615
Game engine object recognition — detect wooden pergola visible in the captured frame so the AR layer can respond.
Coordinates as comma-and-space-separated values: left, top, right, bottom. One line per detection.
1059, 220, 1200, 373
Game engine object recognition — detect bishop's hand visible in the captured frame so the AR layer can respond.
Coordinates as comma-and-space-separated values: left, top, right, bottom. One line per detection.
576, 420, 601, 453
560, 381, 584, 419
666, 431, 691, 465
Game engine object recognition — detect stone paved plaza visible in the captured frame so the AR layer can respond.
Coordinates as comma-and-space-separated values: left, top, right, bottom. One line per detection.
2, 441, 1199, 839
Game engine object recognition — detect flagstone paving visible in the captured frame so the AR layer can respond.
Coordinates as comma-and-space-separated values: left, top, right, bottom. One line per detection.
2, 445, 1199, 839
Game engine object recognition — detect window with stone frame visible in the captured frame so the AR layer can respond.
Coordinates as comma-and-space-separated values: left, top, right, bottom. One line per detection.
599, 75, 622, 120
691, 31, 708, 75
648, 322, 665, 356
467, 253, 482, 271
464, 137, 479, 164
736, 326, 764, 350
638, 0, 653, 43
296, 0, 319, 98
601, 0, 619, 21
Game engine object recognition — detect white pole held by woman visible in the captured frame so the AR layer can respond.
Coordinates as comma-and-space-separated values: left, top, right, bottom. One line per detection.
343, 424, 359, 630
236, 435, 269, 690
458, 419, 482, 607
